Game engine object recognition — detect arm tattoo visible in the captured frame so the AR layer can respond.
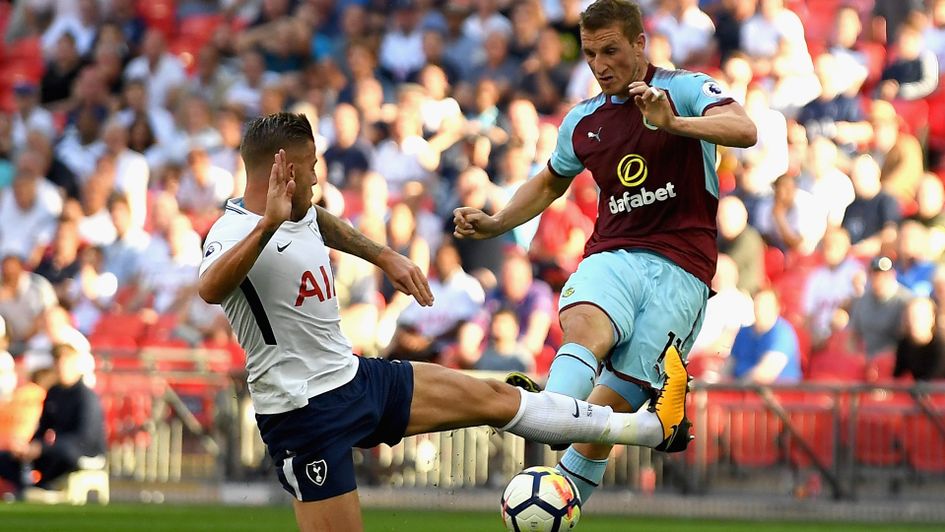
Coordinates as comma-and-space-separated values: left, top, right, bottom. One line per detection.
315, 206, 385, 263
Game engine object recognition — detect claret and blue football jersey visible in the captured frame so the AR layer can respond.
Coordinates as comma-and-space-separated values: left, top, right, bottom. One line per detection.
549, 64, 734, 287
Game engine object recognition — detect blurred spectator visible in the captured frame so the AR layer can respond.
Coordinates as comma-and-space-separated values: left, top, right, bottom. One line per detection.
379, 1, 426, 83
467, 30, 522, 97
926, 0, 945, 69
908, 174, 945, 260
26, 130, 79, 202
714, 0, 755, 63
729, 288, 802, 384
873, 0, 925, 44
736, 86, 788, 188
40, 0, 100, 59
529, 193, 593, 288
103, 193, 149, 287
894, 297, 945, 380
0, 254, 57, 355
371, 107, 439, 196
0, 346, 47, 459
796, 137, 854, 227
116, 80, 177, 149
55, 104, 106, 183
0, 154, 63, 263
802, 227, 864, 347
869, 100, 924, 205
448, 168, 506, 278
483, 250, 553, 360
463, 0, 512, 45
717, 195, 764, 295
652, 0, 716, 68
226, 49, 281, 118
740, 0, 810, 68
41, 33, 88, 106
495, 143, 541, 250
35, 218, 81, 300
798, 54, 871, 150
387, 241, 484, 362
123, 29, 187, 110
519, 27, 575, 115
332, 217, 384, 356
324, 103, 373, 188
878, 23, 940, 101
827, 6, 871, 96
77, 160, 118, 247
11, 82, 56, 154
176, 146, 235, 223
65, 247, 117, 336
755, 173, 828, 255
189, 45, 235, 110
896, 220, 937, 297
850, 256, 912, 357
382, 203, 431, 302
103, 120, 150, 230
133, 215, 201, 314
691, 253, 754, 358
474, 308, 533, 373
0, 343, 105, 498
842, 154, 901, 255
22, 306, 95, 385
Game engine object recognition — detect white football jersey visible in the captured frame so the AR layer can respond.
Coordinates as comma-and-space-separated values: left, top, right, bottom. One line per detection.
200, 199, 359, 415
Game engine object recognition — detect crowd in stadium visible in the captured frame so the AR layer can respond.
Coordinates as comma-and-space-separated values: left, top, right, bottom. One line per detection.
0, 0, 944, 414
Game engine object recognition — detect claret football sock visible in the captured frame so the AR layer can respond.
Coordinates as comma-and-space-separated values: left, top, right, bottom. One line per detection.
544, 343, 599, 400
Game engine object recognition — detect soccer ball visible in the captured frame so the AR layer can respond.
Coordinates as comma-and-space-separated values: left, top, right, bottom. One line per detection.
500, 466, 582, 532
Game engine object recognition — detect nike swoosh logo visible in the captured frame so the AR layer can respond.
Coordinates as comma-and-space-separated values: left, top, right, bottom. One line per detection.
572, 399, 580, 418
276, 241, 291, 252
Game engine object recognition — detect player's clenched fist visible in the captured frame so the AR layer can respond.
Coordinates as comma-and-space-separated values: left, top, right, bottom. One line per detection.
453, 207, 502, 240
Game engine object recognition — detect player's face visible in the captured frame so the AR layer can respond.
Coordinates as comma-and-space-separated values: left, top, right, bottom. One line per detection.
287, 140, 317, 219
580, 25, 646, 96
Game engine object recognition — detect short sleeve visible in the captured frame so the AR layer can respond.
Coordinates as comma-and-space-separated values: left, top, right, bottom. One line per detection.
668, 72, 735, 118
766, 320, 799, 357
198, 216, 253, 278
548, 106, 586, 178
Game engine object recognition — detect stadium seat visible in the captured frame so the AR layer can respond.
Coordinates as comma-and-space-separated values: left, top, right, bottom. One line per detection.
92, 313, 148, 342
852, 391, 912, 467
904, 410, 945, 473
727, 394, 783, 468
138, 0, 176, 37
776, 391, 837, 469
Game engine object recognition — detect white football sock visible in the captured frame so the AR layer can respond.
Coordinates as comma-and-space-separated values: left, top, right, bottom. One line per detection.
500, 388, 663, 447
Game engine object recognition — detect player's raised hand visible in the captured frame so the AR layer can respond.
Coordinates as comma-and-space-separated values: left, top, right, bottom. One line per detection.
377, 247, 434, 307
628, 82, 674, 130
453, 207, 501, 240
262, 149, 295, 229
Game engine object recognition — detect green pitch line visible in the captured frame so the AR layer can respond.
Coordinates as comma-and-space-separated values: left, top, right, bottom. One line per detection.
1, 504, 943, 532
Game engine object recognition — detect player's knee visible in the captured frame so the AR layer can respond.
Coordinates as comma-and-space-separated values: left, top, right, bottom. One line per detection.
560, 307, 615, 358
482, 378, 520, 425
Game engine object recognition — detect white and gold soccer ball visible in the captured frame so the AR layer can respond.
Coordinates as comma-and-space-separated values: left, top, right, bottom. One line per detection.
500, 466, 582, 532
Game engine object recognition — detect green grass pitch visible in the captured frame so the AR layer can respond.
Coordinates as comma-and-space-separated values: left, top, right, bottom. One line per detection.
1, 504, 942, 531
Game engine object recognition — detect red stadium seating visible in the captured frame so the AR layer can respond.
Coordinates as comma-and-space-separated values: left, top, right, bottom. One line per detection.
852, 391, 912, 467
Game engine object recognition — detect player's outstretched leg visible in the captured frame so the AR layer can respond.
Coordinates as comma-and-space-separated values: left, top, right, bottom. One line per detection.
406, 363, 662, 447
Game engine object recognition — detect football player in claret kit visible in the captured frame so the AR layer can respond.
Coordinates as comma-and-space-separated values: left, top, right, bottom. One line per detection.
454, 0, 757, 508
198, 112, 688, 531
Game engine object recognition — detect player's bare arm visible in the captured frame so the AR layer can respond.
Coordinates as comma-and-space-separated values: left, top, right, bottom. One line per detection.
314, 205, 434, 307
453, 165, 572, 240
198, 150, 295, 304
628, 81, 757, 148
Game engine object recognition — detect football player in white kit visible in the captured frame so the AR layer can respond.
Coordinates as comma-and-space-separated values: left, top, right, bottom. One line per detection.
198, 113, 672, 531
